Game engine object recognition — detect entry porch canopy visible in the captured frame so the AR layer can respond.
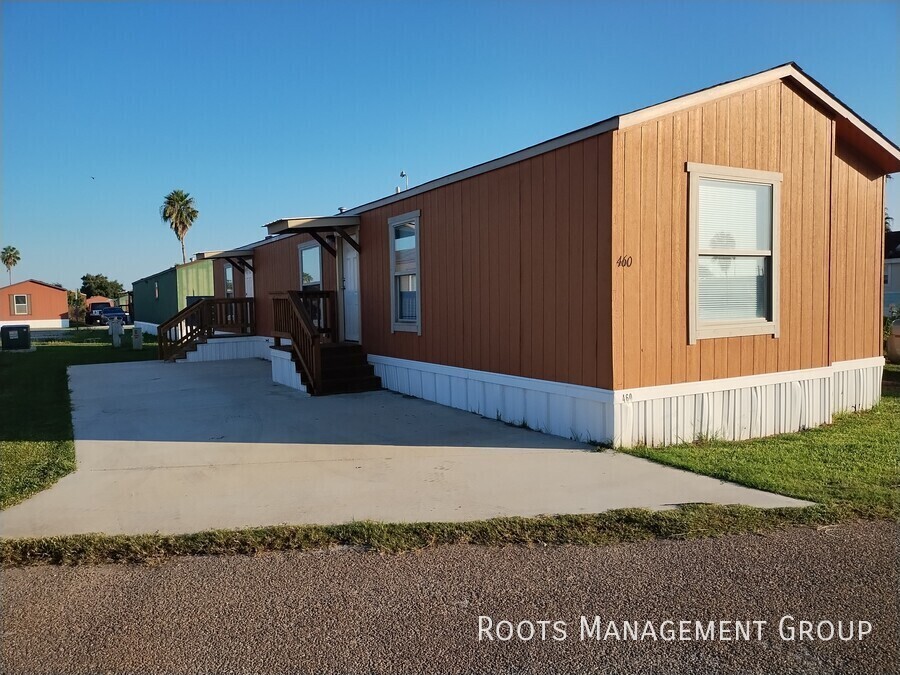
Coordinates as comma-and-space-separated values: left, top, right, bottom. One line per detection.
262, 215, 361, 257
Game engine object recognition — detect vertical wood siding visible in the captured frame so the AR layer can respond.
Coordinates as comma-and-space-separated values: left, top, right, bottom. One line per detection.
830, 143, 885, 362
358, 133, 615, 389
252, 233, 337, 337
611, 81, 839, 388
213, 259, 246, 300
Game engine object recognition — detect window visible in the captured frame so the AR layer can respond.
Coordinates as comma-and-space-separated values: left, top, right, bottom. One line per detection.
388, 210, 421, 333
12, 294, 29, 315
224, 264, 234, 298
299, 244, 322, 290
687, 163, 781, 343
154, 282, 159, 300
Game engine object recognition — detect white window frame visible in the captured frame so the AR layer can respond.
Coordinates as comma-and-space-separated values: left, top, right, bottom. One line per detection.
388, 210, 421, 334
687, 162, 782, 344
13, 294, 29, 315
224, 263, 235, 298
298, 242, 322, 290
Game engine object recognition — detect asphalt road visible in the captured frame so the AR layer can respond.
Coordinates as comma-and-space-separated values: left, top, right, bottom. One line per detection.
2, 521, 897, 674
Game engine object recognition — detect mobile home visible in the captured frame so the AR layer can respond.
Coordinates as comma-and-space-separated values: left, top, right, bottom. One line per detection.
160, 63, 899, 447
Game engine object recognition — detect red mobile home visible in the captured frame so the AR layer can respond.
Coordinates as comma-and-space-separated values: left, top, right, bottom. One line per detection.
161, 64, 899, 447
1, 279, 69, 328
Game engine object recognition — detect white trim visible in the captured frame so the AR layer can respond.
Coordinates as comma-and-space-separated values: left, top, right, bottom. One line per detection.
0, 318, 68, 329
831, 356, 885, 372
388, 210, 422, 335
619, 65, 797, 129
298, 241, 323, 290
685, 162, 783, 183
368, 355, 883, 448
12, 294, 29, 315
688, 163, 782, 344
614, 364, 836, 403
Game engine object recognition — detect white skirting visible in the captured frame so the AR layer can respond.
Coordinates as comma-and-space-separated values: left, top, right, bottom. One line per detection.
134, 321, 159, 336
270, 347, 307, 393
832, 358, 884, 413
368, 354, 884, 448
368, 355, 614, 443
1, 318, 69, 328
182, 336, 276, 362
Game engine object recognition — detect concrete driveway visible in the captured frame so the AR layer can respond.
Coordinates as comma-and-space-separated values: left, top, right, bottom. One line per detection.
0, 359, 809, 538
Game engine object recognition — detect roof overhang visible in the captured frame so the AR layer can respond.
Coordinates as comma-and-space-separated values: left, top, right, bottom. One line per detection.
263, 215, 361, 236
618, 63, 900, 174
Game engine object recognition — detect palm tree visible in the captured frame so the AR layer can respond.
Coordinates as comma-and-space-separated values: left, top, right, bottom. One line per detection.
160, 190, 199, 264
1, 246, 20, 285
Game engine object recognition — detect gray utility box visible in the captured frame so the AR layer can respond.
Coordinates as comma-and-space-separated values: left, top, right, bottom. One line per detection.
1, 325, 31, 350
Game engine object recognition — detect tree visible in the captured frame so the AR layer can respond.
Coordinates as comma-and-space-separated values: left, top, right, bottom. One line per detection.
67, 290, 86, 323
80, 273, 124, 298
160, 189, 199, 264
1, 245, 20, 285
886, 207, 894, 233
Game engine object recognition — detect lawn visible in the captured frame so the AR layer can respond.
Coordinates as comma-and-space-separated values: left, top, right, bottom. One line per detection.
622, 364, 900, 520
0, 328, 157, 509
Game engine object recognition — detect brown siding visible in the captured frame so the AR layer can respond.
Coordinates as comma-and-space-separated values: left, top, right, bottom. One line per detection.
358, 132, 615, 389
251, 233, 337, 337
611, 80, 836, 388
830, 142, 885, 362
213, 259, 246, 299
1, 281, 68, 321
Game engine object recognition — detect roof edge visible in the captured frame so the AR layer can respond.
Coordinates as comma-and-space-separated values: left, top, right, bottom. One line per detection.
343, 116, 620, 216
342, 62, 898, 216
0, 278, 67, 292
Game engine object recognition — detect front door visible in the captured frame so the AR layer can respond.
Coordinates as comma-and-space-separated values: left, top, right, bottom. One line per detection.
342, 236, 361, 342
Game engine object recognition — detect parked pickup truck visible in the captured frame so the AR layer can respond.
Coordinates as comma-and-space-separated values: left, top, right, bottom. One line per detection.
86, 301, 112, 325
98, 306, 130, 325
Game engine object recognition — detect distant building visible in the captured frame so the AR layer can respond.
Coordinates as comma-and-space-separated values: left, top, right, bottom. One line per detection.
1, 279, 69, 328
886, 231, 900, 316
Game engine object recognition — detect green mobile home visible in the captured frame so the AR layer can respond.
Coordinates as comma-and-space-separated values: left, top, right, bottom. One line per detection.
132, 259, 215, 332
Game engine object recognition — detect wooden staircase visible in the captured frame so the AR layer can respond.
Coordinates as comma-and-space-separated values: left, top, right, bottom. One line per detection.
279, 342, 381, 394
158, 298, 255, 361
273, 290, 381, 396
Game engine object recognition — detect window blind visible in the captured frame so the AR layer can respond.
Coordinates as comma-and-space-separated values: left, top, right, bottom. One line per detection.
698, 179, 772, 251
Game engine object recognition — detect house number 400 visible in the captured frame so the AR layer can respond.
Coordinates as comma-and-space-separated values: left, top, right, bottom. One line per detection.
616, 255, 633, 268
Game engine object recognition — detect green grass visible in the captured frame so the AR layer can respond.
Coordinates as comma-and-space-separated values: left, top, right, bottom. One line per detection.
1, 504, 842, 566
0, 329, 157, 509
622, 365, 900, 521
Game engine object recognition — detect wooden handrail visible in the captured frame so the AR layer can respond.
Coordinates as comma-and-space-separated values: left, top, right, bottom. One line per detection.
272, 290, 337, 395
158, 297, 255, 361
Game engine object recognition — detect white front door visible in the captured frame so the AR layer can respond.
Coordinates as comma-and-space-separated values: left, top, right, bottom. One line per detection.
244, 268, 254, 297
342, 237, 361, 342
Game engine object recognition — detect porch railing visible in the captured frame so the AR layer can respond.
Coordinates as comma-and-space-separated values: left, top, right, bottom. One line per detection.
272, 290, 337, 395
158, 297, 255, 361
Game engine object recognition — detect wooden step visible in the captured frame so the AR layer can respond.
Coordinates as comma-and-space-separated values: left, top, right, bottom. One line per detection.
317, 375, 382, 395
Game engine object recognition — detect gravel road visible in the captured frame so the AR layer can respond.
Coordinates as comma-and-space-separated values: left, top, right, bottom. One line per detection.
2, 521, 897, 674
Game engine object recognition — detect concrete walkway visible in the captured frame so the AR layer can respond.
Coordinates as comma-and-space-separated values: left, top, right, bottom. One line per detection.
0, 360, 809, 538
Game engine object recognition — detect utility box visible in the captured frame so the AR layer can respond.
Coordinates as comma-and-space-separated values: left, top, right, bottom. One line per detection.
1, 325, 31, 350
132, 326, 143, 350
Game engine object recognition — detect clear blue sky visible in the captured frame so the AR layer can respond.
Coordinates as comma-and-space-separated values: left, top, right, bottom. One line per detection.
2, 0, 898, 291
